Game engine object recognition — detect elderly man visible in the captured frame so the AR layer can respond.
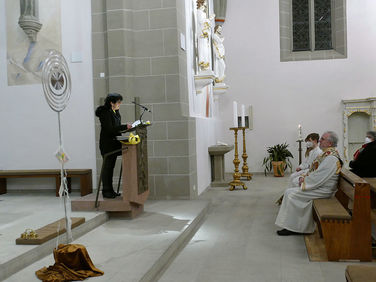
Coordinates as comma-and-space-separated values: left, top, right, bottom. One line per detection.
275, 131, 343, 236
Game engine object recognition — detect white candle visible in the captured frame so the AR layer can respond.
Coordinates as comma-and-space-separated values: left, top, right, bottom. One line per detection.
233, 101, 238, 128
241, 104, 245, 127
298, 124, 302, 140
248, 105, 253, 130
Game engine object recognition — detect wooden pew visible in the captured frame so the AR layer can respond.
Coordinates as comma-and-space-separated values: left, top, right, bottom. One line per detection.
345, 265, 376, 282
313, 168, 372, 261
0, 169, 92, 197
364, 178, 376, 228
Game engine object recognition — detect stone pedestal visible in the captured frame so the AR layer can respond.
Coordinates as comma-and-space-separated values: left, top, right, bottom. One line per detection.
194, 71, 215, 93
213, 83, 229, 95
208, 144, 234, 187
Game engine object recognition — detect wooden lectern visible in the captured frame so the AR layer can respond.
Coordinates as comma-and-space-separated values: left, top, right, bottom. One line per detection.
71, 124, 150, 218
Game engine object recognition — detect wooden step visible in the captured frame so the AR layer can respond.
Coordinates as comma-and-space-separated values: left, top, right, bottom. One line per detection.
16, 217, 85, 245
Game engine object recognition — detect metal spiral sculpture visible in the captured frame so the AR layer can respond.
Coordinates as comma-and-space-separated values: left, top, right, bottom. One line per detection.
42, 50, 71, 112
42, 49, 73, 243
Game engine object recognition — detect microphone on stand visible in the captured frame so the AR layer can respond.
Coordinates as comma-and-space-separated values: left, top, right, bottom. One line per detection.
132, 101, 152, 112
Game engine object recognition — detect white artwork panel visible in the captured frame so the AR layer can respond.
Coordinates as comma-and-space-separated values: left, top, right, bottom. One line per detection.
6, 0, 62, 86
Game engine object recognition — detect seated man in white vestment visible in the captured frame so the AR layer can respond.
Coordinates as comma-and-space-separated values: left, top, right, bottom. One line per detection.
275, 131, 343, 236
289, 133, 322, 187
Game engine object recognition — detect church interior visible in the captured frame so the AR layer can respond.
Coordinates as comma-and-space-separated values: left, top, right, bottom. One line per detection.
1, 0, 376, 281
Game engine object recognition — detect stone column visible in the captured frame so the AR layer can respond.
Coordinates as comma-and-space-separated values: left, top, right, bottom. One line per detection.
18, 0, 42, 42
91, 0, 198, 199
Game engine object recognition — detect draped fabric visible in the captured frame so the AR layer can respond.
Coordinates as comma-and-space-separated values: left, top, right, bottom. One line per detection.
36, 244, 104, 282
213, 0, 227, 23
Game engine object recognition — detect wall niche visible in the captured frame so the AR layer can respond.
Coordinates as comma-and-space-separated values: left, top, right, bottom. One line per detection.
342, 97, 376, 163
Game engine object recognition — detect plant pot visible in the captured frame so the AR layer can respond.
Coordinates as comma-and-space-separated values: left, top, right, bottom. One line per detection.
272, 161, 285, 177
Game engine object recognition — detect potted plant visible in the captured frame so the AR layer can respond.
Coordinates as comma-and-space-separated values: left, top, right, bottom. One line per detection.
262, 143, 293, 177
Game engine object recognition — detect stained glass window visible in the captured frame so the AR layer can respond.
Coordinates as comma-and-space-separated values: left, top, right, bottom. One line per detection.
314, 0, 332, 50
292, 0, 310, 51
292, 0, 332, 52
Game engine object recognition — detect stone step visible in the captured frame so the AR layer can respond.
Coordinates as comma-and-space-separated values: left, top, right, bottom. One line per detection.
0, 212, 108, 281
4, 200, 209, 282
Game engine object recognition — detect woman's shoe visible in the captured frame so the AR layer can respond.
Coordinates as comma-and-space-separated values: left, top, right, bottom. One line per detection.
102, 191, 116, 199
276, 229, 301, 236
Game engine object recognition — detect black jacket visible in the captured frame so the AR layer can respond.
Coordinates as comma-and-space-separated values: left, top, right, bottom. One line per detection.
349, 140, 376, 177
95, 106, 127, 155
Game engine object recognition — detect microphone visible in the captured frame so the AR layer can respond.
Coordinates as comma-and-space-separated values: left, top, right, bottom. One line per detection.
132, 101, 152, 112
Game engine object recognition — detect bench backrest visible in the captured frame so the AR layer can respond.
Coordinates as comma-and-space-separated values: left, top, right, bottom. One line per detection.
336, 169, 370, 210
337, 168, 372, 259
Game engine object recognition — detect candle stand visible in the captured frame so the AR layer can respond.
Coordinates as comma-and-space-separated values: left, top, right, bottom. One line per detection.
240, 127, 252, 180
297, 139, 303, 165
229, 128, 247, 191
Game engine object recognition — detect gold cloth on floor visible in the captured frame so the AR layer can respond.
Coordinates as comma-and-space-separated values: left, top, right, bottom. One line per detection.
36, 244, 104, 282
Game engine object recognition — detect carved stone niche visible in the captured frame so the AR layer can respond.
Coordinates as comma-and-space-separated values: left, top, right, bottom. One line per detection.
342, 97, 376, 163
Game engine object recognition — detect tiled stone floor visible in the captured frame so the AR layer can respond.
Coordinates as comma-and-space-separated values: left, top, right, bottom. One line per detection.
2, 175, 375, 282
159, 175, 375, 282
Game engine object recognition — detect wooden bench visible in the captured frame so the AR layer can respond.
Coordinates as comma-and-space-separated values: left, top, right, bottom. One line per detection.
345, 265, 376, 282
0, 169, 92, 197
364, 178, 376, 229
312, 168, 372, 261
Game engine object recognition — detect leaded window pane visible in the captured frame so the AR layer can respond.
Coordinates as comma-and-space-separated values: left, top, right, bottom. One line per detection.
314, 0, 332, 50
292, 0, 310, 51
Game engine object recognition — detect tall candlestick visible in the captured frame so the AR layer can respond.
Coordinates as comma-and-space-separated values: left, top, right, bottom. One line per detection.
248, 105, 253, 130
233, 101, 238, 128
298, 124, 302, 140
241, 104, 245, 127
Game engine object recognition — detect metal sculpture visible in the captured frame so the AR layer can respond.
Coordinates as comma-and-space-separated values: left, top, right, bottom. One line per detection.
42, 49, 72, 242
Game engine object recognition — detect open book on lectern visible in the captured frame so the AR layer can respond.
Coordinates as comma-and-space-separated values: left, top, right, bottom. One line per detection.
119, 120, 151, 134
117, 121, 151, 141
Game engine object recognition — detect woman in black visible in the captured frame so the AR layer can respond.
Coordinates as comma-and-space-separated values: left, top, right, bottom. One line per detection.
95, 93, 131, 198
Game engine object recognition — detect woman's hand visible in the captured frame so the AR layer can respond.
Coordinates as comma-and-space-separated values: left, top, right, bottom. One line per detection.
127, 123, 132, 129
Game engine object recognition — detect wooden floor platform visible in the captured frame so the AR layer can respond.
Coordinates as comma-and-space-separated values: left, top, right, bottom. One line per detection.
304, 229, 328, 262
71, 193, 144, 217
15, 217, 85, 245
305, 229, 376, 262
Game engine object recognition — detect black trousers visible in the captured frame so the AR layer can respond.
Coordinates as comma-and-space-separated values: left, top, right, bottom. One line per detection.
101, 154, 118, 193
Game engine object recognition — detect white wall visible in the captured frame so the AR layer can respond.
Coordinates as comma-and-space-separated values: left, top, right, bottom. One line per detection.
195, 116, 222, 195
220, 0, 376, 173
0, 0, 96, 189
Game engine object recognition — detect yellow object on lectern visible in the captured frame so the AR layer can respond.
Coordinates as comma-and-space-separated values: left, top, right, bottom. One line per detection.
127, 133, 141, 144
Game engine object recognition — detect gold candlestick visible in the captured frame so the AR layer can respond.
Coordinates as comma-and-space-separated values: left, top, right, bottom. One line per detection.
229, 128, 247, 191
240, 127, 252, 180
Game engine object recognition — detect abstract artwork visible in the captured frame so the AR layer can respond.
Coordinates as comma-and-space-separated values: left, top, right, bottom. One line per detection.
6, 0, 62, 86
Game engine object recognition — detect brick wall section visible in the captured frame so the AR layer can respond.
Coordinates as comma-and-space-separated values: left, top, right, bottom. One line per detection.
91, 0, 198, 199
